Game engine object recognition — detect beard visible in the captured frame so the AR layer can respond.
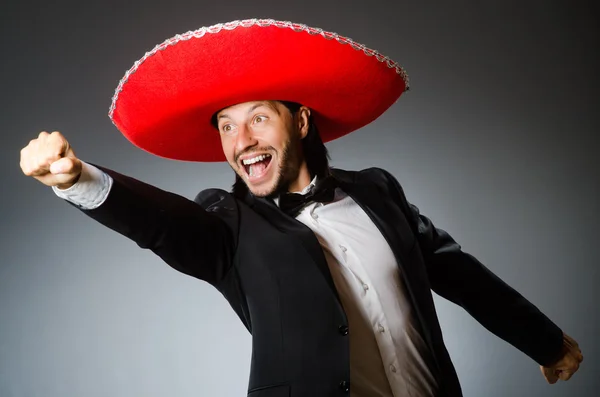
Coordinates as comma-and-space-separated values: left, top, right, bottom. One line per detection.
231, 135, 303, 198
266, 139, 301, 197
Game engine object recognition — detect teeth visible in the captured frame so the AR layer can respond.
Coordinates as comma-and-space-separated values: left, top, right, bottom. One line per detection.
242, 154, 271, 165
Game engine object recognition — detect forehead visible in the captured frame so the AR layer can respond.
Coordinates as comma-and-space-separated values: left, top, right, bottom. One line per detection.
217, 100, 281, 117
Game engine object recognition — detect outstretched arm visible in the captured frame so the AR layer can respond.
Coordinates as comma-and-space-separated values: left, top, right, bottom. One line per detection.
409, 202, 565, 364
20, 131, 237, 286
380, 168, 582, 382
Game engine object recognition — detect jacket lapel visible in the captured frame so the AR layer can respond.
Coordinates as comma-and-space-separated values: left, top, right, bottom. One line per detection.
332, 169, 413, 277
243, 192, 343, 305
240, 169, 415, 307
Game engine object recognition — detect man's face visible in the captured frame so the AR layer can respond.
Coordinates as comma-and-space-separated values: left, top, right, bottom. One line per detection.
216, 100, 310, 197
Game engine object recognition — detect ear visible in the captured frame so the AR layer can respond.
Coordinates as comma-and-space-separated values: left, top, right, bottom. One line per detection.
297, 106, 311, 139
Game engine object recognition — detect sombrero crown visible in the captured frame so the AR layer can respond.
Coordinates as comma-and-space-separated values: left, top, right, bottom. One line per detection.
109, 19, 409, 162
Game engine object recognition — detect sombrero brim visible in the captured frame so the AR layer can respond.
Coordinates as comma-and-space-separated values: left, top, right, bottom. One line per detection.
109, 19, 409, 162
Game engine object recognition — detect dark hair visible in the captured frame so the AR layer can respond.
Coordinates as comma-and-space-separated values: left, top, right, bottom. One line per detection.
279, 101, 330, 180
213, 100, 331, 197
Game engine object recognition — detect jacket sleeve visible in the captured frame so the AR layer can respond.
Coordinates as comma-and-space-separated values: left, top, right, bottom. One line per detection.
68, 165, 237, 286
380, 168, 564, 367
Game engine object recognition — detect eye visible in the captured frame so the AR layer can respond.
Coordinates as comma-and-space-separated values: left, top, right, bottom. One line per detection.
220, 124, 234, 134
253, 115, 267, 124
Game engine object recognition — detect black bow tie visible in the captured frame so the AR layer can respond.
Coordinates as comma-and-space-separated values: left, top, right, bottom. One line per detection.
279, 176, 337, 218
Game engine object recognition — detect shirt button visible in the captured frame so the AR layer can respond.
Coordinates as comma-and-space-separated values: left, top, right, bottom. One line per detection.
378, 324, 385, 333
311, 212, 319, 220
390, 364, 397, 373
340, 245, 347, 252
362, 283, 369, 291
339, 380, 350, 393
338, 325, 349, 335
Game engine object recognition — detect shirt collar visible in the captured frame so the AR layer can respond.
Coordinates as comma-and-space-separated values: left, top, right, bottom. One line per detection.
273, 176, 318, 206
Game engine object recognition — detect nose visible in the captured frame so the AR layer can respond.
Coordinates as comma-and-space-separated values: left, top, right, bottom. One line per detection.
235, 124, 257, 154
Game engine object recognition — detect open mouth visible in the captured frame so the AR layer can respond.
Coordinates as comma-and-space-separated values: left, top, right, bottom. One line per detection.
241, 153, 273, 180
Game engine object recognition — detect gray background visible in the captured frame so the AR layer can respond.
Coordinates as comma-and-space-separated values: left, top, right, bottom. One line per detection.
2, 0, 598, 396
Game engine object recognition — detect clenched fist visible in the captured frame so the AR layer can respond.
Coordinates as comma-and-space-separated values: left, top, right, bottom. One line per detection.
540, 333, 583, 384
20, 131, 82, 189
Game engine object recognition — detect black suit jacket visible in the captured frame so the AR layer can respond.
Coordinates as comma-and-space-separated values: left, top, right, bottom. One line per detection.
77, 166, 564, 397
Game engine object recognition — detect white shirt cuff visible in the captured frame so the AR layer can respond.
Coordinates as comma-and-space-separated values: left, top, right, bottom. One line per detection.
52, 161, 113, 209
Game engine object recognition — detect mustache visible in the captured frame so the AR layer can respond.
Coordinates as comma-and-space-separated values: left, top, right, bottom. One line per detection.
235, 146, 276, 163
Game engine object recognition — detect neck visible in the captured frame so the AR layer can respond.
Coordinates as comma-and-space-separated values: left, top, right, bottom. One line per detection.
287, 162, 312, 193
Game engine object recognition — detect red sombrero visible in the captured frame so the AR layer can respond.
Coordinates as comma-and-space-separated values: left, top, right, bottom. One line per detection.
109, 19, 409, 162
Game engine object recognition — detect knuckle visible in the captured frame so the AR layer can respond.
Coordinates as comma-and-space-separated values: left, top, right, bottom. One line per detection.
24, 163, 35, 175
51, 131, 65, 143
38, 131, 48, 138
36, 155, 50, 167
48, 132, 60, 142
50, 148, 63, 159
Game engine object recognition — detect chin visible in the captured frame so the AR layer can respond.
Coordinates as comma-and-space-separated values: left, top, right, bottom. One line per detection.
235, 170, 279, 198
246, 179, 279, 198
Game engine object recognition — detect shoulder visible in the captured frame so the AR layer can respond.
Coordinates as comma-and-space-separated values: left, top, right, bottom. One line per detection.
194, 188, 238, 213
333, 167, 410, 209
332, 167, 400, 188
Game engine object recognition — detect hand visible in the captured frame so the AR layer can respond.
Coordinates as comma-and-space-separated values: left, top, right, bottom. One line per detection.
20, 131, 82, 189
540, 333, 583, 384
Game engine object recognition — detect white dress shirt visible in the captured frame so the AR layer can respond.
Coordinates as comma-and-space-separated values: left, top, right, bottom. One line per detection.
54, 164, 438, 397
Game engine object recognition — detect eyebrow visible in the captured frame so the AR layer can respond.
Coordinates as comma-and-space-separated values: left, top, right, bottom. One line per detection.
217, 102, 278, 121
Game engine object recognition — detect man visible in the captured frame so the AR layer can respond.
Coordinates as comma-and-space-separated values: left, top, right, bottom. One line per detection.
20, 19, 582, 396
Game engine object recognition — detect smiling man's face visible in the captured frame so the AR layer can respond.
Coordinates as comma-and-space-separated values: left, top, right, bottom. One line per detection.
216, 100, 312, 197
